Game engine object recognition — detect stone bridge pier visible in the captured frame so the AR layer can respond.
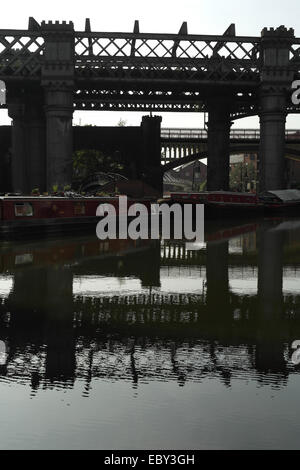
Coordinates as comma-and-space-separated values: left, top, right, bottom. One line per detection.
6, 21, 75, 194
141, 115, 163, 193
207, 97, 232, 191
203, 26, 295, 193
7, 96, 27, 193
258, 26, 295, 191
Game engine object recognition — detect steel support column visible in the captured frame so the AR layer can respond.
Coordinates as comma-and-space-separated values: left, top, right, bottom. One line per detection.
207, 99, 232, 191
41, 20, 75, 192
259, 90, 287, 191
258, 26, 295, 191
45, 88, 74, 192
141, 115, 162, 194
25, 94, 46, 193
7, 101, 27, 193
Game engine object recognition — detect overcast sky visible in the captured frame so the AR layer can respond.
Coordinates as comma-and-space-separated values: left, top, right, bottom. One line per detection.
1, 0, 300, 128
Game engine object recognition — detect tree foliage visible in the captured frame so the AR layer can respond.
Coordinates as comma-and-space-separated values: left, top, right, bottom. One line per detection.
117, 118, 127, 127
230, 162, 257, 192
73, 149, 124, 180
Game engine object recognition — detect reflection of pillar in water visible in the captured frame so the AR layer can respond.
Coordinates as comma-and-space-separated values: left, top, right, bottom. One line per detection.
206, 241, 230, 315
257, 225, 284, 318
256, 225, 286, 376
7, 266, 75, 387
44, 266, 75, 384
8, 267, 49, 340
6, 268, 46, 389
140, 241, 161, 288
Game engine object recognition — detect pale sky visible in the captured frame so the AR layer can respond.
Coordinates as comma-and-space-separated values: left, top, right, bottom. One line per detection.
1, 0, 300, 129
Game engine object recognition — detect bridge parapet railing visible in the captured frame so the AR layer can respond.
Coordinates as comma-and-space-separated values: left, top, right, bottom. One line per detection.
74, 32, 261, 60
74, 32, 261, 83
161, 128, 300, 140
0, 31, 44, 77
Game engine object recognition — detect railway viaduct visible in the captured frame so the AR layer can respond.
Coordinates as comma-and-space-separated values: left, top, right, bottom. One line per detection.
1, 18, 300, 193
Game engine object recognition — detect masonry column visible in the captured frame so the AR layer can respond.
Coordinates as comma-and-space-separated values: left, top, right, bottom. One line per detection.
207, 98, 232, 191
259, 26, 295, 191
259, 89, 288, 191
7, 99, 27, 193
41, 20, 75, 192
141, 115, 163, 194
44, 88, 74, 191
25, 90, 46, 193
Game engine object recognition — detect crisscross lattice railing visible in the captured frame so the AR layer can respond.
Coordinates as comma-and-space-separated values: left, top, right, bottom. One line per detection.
74, 32, 261, 83
1, 27, 300, 87
0, 31, 44, 78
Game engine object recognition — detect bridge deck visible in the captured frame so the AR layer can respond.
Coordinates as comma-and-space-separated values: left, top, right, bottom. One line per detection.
161, 128, 300, 141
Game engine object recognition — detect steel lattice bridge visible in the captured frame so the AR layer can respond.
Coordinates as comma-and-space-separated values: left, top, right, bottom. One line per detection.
0, 18, 300, 116
1, 17, 300, 193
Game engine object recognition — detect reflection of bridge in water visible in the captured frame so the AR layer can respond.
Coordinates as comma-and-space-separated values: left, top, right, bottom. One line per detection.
1, 338, 293, 393
0, 219, 300, 393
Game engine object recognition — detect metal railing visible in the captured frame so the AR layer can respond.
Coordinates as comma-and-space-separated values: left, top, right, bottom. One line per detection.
161, 128, 300, 140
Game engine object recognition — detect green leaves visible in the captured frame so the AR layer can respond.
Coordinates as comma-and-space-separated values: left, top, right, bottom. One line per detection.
73, 149, 124, 179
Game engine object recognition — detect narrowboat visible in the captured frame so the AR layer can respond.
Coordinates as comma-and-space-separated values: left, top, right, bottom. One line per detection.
259, 190, 300, 215
0, 195, 154, 238
168, 191, 263, 219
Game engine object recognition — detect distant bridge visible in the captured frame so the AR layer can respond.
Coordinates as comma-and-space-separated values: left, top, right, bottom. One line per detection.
161, 128, 300, 168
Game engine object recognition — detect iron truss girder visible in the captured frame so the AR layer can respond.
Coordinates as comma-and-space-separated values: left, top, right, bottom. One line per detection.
74, 58, 261, 85
73, 101, 206, 112
74, 88, 206, 111
73, 88, 259, 113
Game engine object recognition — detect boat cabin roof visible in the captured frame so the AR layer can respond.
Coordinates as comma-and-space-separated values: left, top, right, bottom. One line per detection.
0, 196, 120, 201
171, 191, 257, 196
261, 189, 300, 202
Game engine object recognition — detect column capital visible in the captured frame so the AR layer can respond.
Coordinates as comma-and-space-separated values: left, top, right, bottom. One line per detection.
259, 86, 288, 116
44, 87, 74, 116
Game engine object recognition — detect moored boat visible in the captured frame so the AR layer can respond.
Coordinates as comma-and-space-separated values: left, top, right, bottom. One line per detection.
259, 189, 300, 215
0, 195, 155, 238
167, 191, 263, 219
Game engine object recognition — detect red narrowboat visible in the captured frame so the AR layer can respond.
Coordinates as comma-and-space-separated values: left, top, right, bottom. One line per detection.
168, 191, 263, 218
0, 196, 155, 238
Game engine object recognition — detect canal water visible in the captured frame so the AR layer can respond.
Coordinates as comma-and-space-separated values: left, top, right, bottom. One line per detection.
0, 217, 300, 450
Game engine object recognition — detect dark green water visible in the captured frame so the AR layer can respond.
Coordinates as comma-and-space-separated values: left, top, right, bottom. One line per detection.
0, 217, 300, 450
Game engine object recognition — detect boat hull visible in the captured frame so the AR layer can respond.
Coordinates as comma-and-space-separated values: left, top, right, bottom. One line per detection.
0, 196, 155, 239
167, 192, 263, 220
